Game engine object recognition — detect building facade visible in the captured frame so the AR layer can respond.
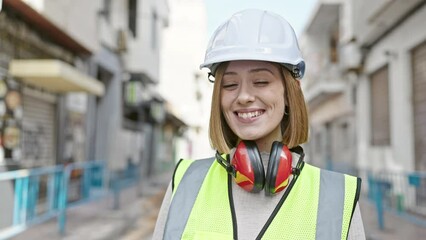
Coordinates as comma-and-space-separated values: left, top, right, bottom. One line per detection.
0, 0, 103, 170
301, 0, 426, 211
0, 0, 178, 228
0, 0, 175, 174
301, 0, 357, 171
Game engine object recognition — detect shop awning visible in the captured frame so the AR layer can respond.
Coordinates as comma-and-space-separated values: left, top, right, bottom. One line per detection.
9, 59, 104, 96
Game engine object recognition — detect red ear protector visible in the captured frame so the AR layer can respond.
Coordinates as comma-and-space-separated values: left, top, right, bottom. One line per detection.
216, 140, 304, 195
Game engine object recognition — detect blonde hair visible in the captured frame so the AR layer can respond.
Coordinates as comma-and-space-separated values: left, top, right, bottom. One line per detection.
209, 62, 309, 153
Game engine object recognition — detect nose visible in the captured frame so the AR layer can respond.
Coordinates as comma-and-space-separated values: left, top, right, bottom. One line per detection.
236, 82, 255, 104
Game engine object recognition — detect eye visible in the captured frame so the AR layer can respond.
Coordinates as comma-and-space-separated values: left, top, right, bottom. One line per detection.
222, 79, 238, 90
222, 83, 238, 90
254, 80, 269, 86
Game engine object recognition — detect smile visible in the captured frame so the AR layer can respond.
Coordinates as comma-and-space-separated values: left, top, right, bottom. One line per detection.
236, 110, 264, 119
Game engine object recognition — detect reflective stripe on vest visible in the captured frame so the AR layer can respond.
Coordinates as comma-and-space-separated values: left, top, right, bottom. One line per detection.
316, 169, 345, 239
164, 158, 215, 240
166, 159, 360, 240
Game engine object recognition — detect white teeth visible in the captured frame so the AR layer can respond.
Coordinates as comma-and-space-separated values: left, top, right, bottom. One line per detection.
238, 111, 263, 119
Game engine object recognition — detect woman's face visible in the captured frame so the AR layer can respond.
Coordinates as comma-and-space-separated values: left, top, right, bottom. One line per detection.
221, 60, 286, 151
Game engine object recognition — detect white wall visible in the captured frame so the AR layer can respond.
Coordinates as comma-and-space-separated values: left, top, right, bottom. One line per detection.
351, 0, 389, 43
159, 0, 213, 160
26, 0, 169, 83
125, 0, 169, 82
23, 0, 101, 52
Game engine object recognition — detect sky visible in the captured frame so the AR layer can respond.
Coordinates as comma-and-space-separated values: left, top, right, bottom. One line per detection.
204, 0, 318, 38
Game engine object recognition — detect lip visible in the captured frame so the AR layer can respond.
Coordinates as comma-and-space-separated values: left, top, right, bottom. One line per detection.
233, 109, 265, 123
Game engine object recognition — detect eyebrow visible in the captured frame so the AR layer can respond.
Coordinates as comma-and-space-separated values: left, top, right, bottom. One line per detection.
224, 68, 275, 76
249, 68, 275, 75
223, 71, 238, 76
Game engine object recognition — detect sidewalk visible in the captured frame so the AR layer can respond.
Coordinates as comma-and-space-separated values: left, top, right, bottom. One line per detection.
9, 173, 426, 240
10, 172, 172, 240
360, 198, 426, 240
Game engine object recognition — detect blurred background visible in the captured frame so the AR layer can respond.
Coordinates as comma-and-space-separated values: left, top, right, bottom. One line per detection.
0, 0, 425, 239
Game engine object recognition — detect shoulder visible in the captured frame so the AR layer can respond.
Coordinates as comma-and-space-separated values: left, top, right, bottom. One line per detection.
303, 162, 360, 179
302, 163, 362, 201
301, 163, 362, 191
172, 157, 216, 192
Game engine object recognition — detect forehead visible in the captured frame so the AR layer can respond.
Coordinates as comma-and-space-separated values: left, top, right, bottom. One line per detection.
225, 60, 280, 73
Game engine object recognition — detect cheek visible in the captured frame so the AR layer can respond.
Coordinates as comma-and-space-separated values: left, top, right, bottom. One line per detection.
272, 89, 286, 109
271, 96, 285, 116
220, 98, 225, 113
220, 95, 231, 121
274, 98, 286, 119
221, 92, 232, 110
282, 95, 287, 108
280, 87, 287, 107
283, 90, 287, 106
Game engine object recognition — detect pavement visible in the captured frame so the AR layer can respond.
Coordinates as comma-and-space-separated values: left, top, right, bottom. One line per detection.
7, 172, 426, 240
9, 171, 171, 240
360, 199, 426, 240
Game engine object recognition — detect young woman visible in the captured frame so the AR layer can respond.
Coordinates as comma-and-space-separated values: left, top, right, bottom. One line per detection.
153, 9, 365, 240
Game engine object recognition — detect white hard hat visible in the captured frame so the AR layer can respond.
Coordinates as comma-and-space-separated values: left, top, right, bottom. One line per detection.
200, 9, 305, 80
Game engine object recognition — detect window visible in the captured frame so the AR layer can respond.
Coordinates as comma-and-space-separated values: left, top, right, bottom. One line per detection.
194, 72, 202, 101
352, 85, 357, 106
102, 0, 112, 22
151, 11, 157, 49
370, 66, 390, 146
339, 122, 349, 150
330, 27, 339, 63
122, 81, 144, 130
128, 0, 137, 37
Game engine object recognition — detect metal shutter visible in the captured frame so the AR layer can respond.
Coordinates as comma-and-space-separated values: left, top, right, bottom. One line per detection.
412, 41, 426, 171
370, 65, 390, 146
22, 89, 57, 167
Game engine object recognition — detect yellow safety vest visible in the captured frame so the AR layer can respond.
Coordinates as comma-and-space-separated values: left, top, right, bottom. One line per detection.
164, 157, 361, 240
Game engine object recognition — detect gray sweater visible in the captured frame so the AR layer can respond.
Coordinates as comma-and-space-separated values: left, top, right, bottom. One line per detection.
152, 153, 366, 239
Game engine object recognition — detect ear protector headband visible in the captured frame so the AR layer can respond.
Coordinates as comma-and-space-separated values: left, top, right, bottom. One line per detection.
216, 140, 304, 195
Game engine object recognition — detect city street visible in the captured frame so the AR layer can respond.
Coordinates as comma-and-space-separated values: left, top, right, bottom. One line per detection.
9, 175, 426, 240
1, 0, 426, 239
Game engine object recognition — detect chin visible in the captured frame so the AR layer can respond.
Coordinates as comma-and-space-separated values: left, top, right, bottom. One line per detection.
236, 133, 264, 141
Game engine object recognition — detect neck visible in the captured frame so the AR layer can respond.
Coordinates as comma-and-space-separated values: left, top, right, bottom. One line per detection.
255, 126, 283, 152
255, 141, 273, 153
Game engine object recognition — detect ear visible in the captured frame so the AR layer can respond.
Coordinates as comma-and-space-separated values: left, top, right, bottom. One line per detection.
284, 106, 289, 115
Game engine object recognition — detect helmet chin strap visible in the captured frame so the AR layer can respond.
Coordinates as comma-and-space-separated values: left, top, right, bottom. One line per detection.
283, 62, 305, 80
207, 73, 215, 83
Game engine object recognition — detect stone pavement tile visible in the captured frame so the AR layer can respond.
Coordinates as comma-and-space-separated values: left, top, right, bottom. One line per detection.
360, 199, 426, 240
